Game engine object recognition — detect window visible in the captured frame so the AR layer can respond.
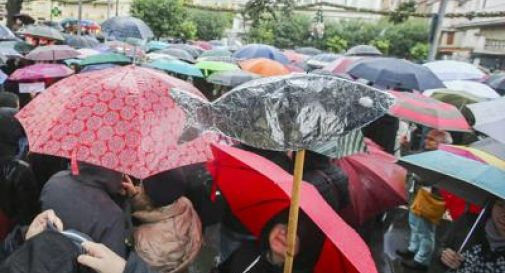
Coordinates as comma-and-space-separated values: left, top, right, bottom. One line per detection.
446, 32, 455, 45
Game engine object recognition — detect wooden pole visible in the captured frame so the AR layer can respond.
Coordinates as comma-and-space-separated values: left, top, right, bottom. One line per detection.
283, 150, 306, 273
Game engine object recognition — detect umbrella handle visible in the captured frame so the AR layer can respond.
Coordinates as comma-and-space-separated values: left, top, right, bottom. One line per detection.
457, 201, 490, 254
283, 150, 306, 273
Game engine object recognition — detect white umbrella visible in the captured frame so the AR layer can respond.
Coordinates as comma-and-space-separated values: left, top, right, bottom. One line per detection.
76, 48, 100, 59
443, 80, 499, 99
424, 60, 486, 81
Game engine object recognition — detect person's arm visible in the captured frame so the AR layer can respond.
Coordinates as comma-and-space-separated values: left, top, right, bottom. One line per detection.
99, 216, 128, 258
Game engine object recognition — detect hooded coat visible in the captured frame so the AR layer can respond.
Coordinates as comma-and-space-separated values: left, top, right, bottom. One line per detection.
39, 163, 128, 258
0, 107, 24, 159
132, 196, 202, 273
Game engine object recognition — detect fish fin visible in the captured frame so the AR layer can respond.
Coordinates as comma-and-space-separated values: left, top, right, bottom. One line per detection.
170, 88, 211, 143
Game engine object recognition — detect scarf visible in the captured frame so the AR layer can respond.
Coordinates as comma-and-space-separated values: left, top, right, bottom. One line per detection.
485, 219, 505, 252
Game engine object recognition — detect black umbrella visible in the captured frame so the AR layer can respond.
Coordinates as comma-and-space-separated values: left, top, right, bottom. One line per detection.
295, 47, 322, 56
306, 53, 341, 68
157, 48, 195, 63
345, 45, 382, 56
167, 44, 202, 58
207, 70, 260, 87
101, 16, 154, 40
64, 34, 99, 49
347, 57, 445, 91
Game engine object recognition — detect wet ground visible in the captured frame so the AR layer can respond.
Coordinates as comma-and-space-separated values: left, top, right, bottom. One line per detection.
189, 208, 452, 273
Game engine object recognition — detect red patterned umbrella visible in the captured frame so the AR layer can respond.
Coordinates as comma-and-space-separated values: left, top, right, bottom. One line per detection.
16, 65, 215, 179
9, 64, 74, 82
389, 91, 471, 132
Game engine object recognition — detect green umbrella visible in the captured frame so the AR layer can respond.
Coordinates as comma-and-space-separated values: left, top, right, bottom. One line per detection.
147, 59, 204, 78
0, 40, 34, 55
195, 61, 239, 77
64, 58, 81, 66
80, 53, 131, 66
21, 25, 65, 41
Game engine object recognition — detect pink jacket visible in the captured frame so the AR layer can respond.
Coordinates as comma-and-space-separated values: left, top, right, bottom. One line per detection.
133, 196, 203, 273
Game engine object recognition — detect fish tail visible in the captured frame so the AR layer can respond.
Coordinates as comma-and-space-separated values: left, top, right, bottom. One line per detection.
170, 88, 212, 143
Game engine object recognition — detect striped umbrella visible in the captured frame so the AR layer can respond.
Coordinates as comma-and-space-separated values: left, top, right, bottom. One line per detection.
388, 91, 471, 132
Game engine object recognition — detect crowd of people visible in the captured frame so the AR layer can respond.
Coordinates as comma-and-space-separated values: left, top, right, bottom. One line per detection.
0, 16, 504, 273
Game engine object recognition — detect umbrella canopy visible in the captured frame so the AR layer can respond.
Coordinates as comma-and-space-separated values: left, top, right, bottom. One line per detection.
467, 97, 505, 144
206, 70, 260, 87
424, 88, 484, 109
196, 55, 237, 64
347, 58, 445, 91
388, 91, 471, 132
195, 61, 239, 73
9, 64, 74, 82
64, 59, 81, 67
439, 145, 505, 171
80, 53, 131, 66
25, 45, 79, 61
76, 48, 101, 59
283, 50, 309, 64
198, 48, 232, 59
424, 60, 486, 81
21, 25, 65, 41
233, 44, 289, 64
239, 58, 290, 77
146, 53, 176, 62
147, 59, 204, 78
0, 40, 33, 55
80, 63, 119, 73
101, 16, 154, 40
323, 56, 362, 74
0, 47, 22, 58
64, 35, 99, 49
285, 64, 305, 73
209, 40, 224, 47
106, 40, 145, 58
0, 25, 17, 41
208, 144, 378, 273
157, 48, 195, 63
399, 150, 505, 206
146, 41, 169, 52
192, 41, 212, 50
485, 72, 505, 95
345, 45, 382, 56
167, 44, 202, 58
443, 80, 499, 99
472, 138, 505, 161
294, 47, 322, 56
335, 139, 407, 226
307, 54, 341, 69
16, 65, 214, 179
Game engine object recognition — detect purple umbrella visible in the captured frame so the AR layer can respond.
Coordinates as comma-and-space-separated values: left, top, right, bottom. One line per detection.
25, 45, 79, 61
9, 63, 74, 82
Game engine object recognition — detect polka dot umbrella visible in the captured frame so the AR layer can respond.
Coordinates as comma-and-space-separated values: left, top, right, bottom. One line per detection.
16, 65, 216, 179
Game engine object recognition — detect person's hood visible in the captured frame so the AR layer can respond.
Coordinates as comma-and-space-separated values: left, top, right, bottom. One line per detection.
73, 162, 122, 195
0, 107, 24, 158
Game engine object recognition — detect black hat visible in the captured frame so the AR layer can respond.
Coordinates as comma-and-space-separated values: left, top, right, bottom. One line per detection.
143, 168, 188, 207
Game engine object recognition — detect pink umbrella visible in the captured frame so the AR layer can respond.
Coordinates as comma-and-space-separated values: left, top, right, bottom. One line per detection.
284, 50, 308, 64
9, 64, 74, 82
323, 56, 362, 74
285, 63, 305, 73
193, 41, 212, 50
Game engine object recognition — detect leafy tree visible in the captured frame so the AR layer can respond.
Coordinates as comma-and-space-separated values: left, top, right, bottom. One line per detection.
272, 14, 311, 48
410, 42, 429, 62
244, 0, 277, 27
130, 0, 188, 39
247, 19, 275, 44
383, 20, 429, 58
389, 1, 417, 24
370, 39, 390, 55
326, 36, 348, 53
6, 0, 23, 28
188, 9, 233, 41
178, 20, 197, 40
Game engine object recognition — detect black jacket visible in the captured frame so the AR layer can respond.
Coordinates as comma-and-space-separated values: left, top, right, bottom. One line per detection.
0, 107, 24, 159
40, 163, 128, 258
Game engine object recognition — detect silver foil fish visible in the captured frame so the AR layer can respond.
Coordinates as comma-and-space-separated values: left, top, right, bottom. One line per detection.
171, 74, 395, 151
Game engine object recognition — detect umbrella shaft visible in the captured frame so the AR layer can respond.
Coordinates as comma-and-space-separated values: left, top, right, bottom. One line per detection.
283, 150, 306, 273
458, 201, 490, 253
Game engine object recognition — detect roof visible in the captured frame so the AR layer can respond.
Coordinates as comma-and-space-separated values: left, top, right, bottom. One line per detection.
453, 19, 505, 29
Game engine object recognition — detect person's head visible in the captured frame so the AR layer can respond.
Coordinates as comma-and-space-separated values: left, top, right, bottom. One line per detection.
0, 92, 20, 110
260, 209, 324, 270
492, 199, 505, 237
141, 168, 187, 208
424, 129, 452, 151
0, 159, 41, 224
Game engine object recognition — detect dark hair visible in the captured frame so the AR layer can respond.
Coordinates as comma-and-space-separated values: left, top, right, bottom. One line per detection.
260, 209, 324, 271
0, 92, 19, 108
0, 159, 41, 224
